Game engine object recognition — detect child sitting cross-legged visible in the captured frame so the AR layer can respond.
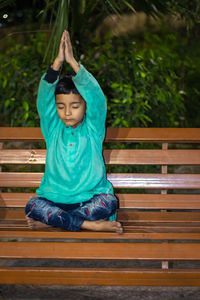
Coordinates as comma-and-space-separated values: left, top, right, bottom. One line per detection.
25, 30, 123, 233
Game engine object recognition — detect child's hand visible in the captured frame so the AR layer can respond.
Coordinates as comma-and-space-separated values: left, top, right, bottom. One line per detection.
57, 30, 66, 63
64, 30, 80, 74
64, 30, 75, 64
52, 30, 66, 71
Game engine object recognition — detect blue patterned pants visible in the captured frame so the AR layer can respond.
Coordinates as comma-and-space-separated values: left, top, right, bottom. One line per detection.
25, 194, 118, 232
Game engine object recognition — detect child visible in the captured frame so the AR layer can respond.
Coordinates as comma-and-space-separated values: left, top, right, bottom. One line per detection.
25, 30, 123, 233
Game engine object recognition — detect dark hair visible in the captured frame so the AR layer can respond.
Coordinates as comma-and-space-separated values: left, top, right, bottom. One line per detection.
55, 75, 80, 95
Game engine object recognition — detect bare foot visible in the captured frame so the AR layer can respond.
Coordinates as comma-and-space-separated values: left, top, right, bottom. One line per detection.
26, 216, 52, 230
81, 219, 123, 234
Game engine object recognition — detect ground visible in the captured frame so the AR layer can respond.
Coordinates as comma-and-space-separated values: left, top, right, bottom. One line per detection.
1, 285, 200, 299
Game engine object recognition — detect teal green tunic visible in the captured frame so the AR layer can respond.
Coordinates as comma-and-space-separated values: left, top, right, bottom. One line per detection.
36, 64, 116, 220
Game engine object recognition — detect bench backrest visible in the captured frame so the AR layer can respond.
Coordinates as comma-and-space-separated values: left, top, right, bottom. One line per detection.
0, 127, 200, 230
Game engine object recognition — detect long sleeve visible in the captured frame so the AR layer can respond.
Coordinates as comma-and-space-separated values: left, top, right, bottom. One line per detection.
44, 65, 60, 83
36, 73, 60, 142
72, 64, 107, 141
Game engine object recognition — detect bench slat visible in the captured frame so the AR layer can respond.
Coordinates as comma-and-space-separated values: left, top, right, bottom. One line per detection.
119, 211, 200, 222
0, 267, 200, 286
1, 149, 200, 165
1, 173, 200, 188
2, 207, 200, 233
1, 230, 200, 240
1, 242, 200, 260
1, 193, 200, 209
1, 127, 200, 142
108, 174, 200, 189
118, 194, 200, 209
1, 224, 200, 233
0, 127, 43, 141
105, 149, 200, 165
0, 193, 36, 207
105, 128, 200, 143
0, 149, 46, 164
2, 210, 200, 222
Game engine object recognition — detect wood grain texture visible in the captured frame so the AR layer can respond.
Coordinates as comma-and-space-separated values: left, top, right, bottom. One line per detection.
1, 149, 200, 165
1, 193, 200, 209
1, 230, 200, 240
2, 209, 200, 223
1, 242, 200, 260
1, 127, 200, 142
1, 173, 200, 188
1, 267, 200, 286
108, 173, 200, 189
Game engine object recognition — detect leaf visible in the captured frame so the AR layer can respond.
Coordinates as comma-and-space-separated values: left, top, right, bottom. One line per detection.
43, 0, 70, 63
112, 98, 121, 103
121, 0, 136, 13
140, 72, 146, 78
5, 99, 10, 108
122, 119, 129, 127
114, 118, 121, 125
111, 82, 119, 89
3, 78, 7, 88
143, 115, 152, 122
24, 112, 29, 120
23, 101, 29, 111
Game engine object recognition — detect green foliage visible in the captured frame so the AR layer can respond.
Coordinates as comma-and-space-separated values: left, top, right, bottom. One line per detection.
84, 30, 200, 127
0, 28, 199, 128
43, 0, 70, 63
0, 33, 47, 126
41, 0, 136, 64
40, 0, 200, 65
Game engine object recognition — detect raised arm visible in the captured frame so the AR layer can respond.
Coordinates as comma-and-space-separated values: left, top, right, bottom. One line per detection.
37, 31, 67, 141
36, 71, 60, 142
72, 65, 107, 140
64, 31, 107, 140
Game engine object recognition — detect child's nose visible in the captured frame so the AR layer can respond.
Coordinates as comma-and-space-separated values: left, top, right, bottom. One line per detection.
65, 107, 71, 115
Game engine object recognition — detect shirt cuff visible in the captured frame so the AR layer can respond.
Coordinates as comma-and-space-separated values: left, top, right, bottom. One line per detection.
44, 64, 60, 83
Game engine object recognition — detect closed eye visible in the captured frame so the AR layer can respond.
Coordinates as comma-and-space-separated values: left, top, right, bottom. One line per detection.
57, 105, 80, 109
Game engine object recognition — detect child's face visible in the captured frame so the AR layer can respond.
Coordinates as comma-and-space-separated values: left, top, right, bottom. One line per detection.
56, 93, 86, 129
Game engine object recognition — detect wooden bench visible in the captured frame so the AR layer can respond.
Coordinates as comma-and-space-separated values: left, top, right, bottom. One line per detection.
0, 127, 200, 286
